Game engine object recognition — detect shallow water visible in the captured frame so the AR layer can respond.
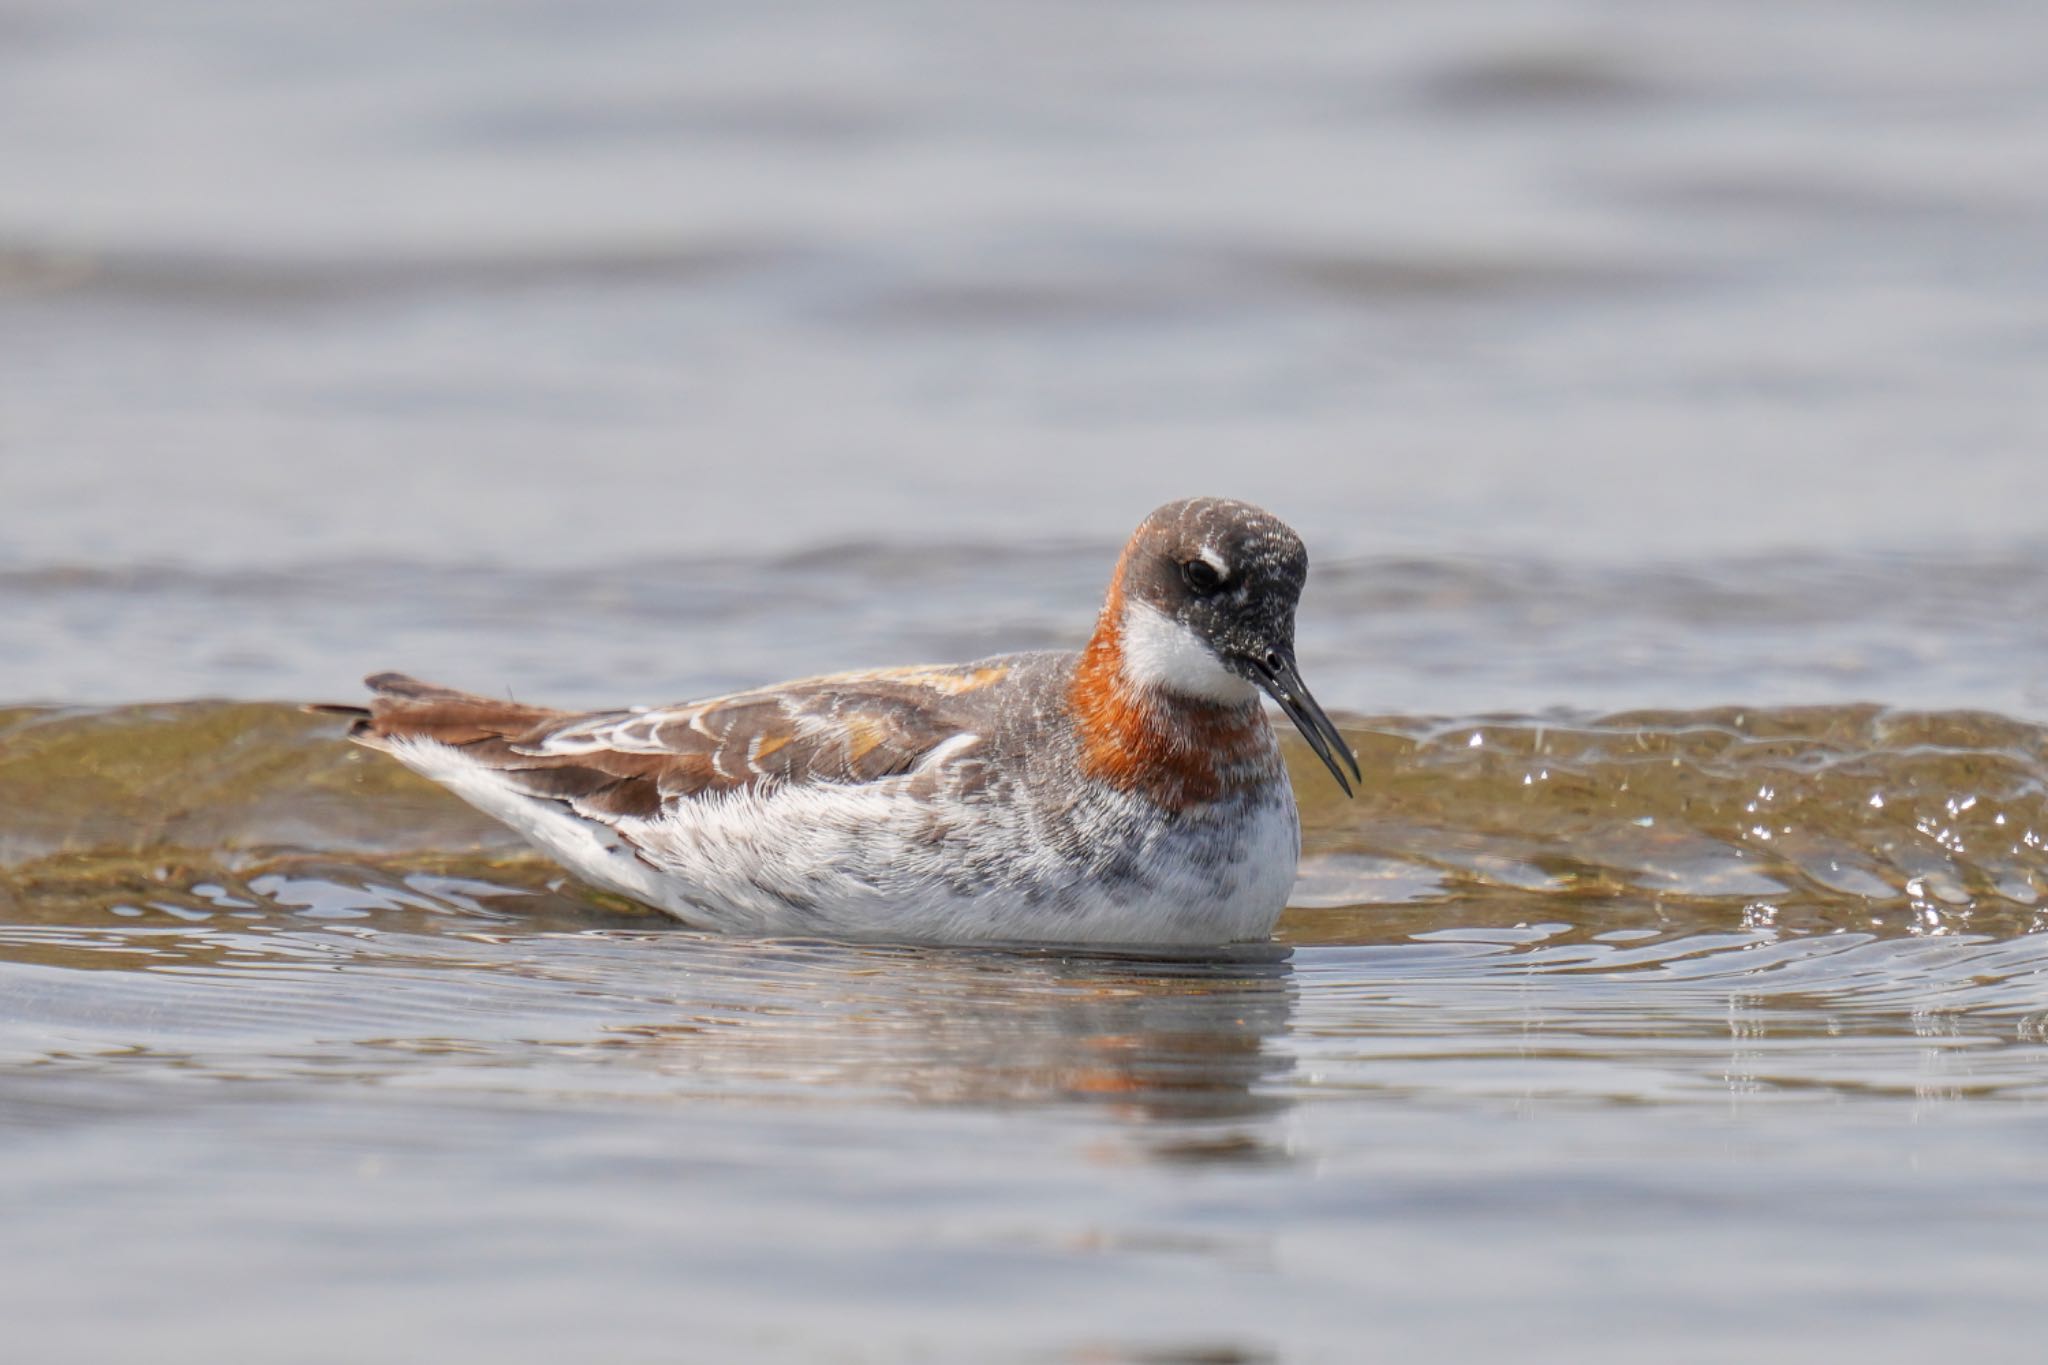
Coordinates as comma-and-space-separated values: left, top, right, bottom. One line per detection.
6, 0, 2048, 1359
8, 703, 2048, 1360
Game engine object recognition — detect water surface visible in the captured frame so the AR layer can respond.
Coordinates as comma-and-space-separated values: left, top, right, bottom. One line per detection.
7, 703, 2048, 1361
5, 0, 2048, 1360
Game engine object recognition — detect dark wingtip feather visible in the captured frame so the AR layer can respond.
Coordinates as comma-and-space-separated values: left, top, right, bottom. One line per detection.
304, 702, 371, 719
364, 671, 465, 699
302, 701, 377, 742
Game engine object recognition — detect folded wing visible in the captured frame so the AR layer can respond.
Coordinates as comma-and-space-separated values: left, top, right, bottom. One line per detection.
341, 665, 1005, 822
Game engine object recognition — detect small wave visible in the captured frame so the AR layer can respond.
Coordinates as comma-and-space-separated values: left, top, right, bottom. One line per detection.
3, 701, 2046, 943
1291, 706, 2048, 938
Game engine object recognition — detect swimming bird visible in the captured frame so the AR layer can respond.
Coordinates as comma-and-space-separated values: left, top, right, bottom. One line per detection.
321, 497, 1357, 945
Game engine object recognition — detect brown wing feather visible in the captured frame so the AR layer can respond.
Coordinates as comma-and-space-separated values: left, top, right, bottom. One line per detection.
343, 666, 1001, 821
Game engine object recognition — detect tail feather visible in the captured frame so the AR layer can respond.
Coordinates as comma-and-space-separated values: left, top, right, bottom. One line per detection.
309, 673, 565, 749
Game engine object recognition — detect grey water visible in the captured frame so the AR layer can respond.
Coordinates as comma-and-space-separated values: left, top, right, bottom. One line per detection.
5, 0, 2048, 1361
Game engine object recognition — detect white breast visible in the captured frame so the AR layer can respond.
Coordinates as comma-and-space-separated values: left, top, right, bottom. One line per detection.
1044, 786, 1301, 944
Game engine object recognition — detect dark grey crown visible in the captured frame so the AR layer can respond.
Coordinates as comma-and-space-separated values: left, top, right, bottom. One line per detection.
1120, 497, 1309, 667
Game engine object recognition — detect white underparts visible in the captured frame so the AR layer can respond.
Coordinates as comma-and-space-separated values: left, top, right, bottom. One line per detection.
1119, 601, 1258, 703
378, 728, 1296, 945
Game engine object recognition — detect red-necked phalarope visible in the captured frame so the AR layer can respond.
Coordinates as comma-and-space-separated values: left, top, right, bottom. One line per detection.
321, 497, 1357, 945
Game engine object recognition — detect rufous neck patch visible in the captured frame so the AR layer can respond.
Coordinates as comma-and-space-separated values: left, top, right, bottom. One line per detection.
1068, 564, 1277, 809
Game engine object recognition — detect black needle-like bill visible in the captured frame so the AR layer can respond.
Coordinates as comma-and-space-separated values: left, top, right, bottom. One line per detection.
1249, 650, 1360, 798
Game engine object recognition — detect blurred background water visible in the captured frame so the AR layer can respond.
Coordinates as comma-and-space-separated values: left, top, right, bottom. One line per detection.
5, 0, 2048, 713
4, 1, 2048, 1361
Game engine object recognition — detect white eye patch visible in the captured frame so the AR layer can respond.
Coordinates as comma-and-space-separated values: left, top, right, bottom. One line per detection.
1196, 546, 1230, 581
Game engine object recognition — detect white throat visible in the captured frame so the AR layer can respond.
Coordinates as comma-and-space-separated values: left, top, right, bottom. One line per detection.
1119, 601, 1258, 704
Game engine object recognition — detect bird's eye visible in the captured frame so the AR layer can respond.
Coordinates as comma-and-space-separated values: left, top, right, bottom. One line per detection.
1181, 559, 1224, 595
